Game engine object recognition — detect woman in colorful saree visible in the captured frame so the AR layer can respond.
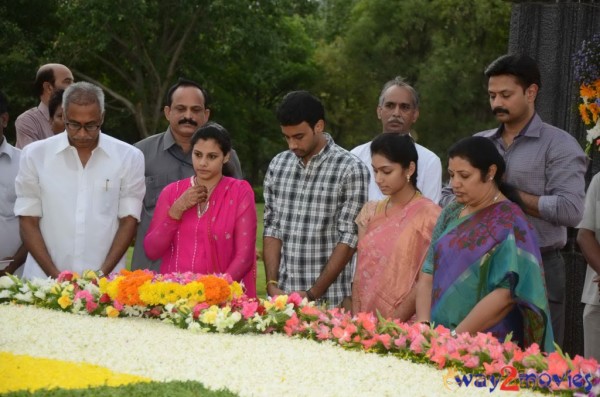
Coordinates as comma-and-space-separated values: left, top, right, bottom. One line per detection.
144, 122, 257, 298
352, 134, 441, 320
415, 136, 554, 351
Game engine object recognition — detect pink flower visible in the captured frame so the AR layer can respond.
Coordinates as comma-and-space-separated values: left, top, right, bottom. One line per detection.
355, 312, 377, 333
332, 323, 357, 344
284, 313, 300, 336
409, 334, 427, 354
75, 290, 93, 301
287, 292, 303, 307
85, 300, 98, 313
462, 354, 480, 369
57, 271, 74, 282
375, 333, 391, 350
113, 300, 124, 311
99, 293, 111, 304
546, 352, 570, 376
571, 355, 599, 374
483, 361, 507, 375
241, 301, 258, 319
361, 338, 378, 350
394, 335, 408, 349
300, 305, 321, 318
315, 325, 331, 340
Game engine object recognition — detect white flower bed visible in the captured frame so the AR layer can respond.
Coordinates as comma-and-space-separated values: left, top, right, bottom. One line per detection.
0, 305, 545, 396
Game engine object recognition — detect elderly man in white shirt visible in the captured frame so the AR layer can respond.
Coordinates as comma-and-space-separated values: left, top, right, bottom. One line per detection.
351, 77, 442, 203
15, 82, 146, 279
0, 91, 27, 277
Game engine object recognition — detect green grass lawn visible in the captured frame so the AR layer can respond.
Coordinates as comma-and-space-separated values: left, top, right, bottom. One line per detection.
127, 203, 267, 298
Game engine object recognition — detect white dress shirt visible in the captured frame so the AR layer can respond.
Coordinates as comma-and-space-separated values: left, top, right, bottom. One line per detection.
0, 138, 23, 277
15, 132, 146, 279
351, 139, 442, 203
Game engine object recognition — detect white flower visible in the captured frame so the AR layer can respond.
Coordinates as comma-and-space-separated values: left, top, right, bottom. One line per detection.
0, 290, 12, 299
14, 292, 33, 303
0, 276, 16, 289
586, 120, 600, 143
33, 290, 47, 300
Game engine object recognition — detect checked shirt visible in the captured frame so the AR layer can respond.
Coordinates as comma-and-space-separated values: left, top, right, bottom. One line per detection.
264, 134, 369, 307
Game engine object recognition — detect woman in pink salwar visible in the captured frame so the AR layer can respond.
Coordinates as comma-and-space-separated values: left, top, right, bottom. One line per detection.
144, 123, 257, 298
352, 134, 440, 320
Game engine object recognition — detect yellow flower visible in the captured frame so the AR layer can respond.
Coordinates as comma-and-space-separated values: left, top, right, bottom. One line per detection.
230, 282, 243, 299
105, 306, 120, 318
57, 295, 72, 309
200, 306, 218, 324
274, 295, 288, 310
50, 284, 62, 295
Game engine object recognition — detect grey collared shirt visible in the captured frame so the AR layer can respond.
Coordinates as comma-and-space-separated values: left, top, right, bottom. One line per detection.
131, 128, 243, 271
441, 113, 587, 249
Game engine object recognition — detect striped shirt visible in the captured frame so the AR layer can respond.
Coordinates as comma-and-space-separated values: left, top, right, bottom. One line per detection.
264, 134, 369, 307
475, 113, 587, 249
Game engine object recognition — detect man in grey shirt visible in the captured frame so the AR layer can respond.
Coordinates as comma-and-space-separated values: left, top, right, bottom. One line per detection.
441, 54, 586, 348
131, 78, 243, 271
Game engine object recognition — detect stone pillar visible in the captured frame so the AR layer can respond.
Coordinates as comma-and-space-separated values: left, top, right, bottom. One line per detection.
508, 1, 600, 357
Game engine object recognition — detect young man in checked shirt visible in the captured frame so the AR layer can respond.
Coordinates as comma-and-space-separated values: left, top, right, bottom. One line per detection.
263, 91, 369, 308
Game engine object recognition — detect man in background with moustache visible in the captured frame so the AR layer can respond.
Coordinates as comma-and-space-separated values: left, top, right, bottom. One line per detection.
441, 54, 587, 348
351, 77, 442, 203
131, 78, 242, 271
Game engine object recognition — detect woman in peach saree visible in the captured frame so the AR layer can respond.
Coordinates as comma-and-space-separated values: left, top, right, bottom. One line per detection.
352, 134, 440, 320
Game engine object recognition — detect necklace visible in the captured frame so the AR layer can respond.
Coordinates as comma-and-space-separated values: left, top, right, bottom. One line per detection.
385, 190, 419, 216
190, 176, 222, 218
461, 190, 501, 216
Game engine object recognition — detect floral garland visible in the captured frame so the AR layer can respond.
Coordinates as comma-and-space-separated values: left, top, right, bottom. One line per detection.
573, 33, 600, 154
1, 271, 599, 395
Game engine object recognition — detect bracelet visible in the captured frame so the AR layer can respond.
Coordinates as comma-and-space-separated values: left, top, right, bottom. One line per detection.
96, 269, 105, 278
266, 280, 279, 287
450, 329, 457, 337
306, 289, 316, 301
421, 321, 431, 327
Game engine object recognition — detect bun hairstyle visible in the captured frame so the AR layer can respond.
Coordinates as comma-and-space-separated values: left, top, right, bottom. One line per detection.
448, 136, 523, 208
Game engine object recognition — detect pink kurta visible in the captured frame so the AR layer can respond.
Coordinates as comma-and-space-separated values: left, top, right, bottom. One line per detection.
144, 176, 257, 298
352, 196, 440, 320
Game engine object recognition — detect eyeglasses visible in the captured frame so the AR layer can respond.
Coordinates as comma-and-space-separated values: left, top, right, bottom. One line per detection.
65, 122, 102, 132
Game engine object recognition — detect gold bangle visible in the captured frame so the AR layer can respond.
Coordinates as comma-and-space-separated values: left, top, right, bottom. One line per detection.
266, 280, 278, 286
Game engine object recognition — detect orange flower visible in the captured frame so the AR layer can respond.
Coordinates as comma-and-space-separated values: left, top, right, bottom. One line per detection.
589, 102, 599, 123
198, 275, 231, 306
580, 104, 592, 125
580, 83, 595, 99
115, 270, 153, 306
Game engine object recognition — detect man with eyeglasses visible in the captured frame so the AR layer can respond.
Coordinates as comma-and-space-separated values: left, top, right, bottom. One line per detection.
16, 63, 74, 149
350, 77, 442, 203
14, 82, 146, 279
130, 78, 243, 272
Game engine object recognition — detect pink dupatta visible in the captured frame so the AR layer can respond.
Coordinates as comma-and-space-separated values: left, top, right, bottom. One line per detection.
352, 196, 440, 320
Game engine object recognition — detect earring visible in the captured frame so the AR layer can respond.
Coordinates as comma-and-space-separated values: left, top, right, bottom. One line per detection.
406, 175, 411, 182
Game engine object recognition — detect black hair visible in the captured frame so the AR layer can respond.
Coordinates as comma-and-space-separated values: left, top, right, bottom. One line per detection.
484, 54, 541, 92
48, 88, 64, 119
190, 122, 232, 155
276, 90, 324, 129
0, 91, 8, 114
165, 78, 209, 107
370, 133, 419, 189
448, 136, 523, 208
34, 67, 55, 97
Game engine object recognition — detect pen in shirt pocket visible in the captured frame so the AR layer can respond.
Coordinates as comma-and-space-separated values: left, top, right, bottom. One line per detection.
105, 179, 109, 191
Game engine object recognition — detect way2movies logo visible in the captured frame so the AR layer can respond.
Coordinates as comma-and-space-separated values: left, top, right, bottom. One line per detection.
442, 365, 593, 393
